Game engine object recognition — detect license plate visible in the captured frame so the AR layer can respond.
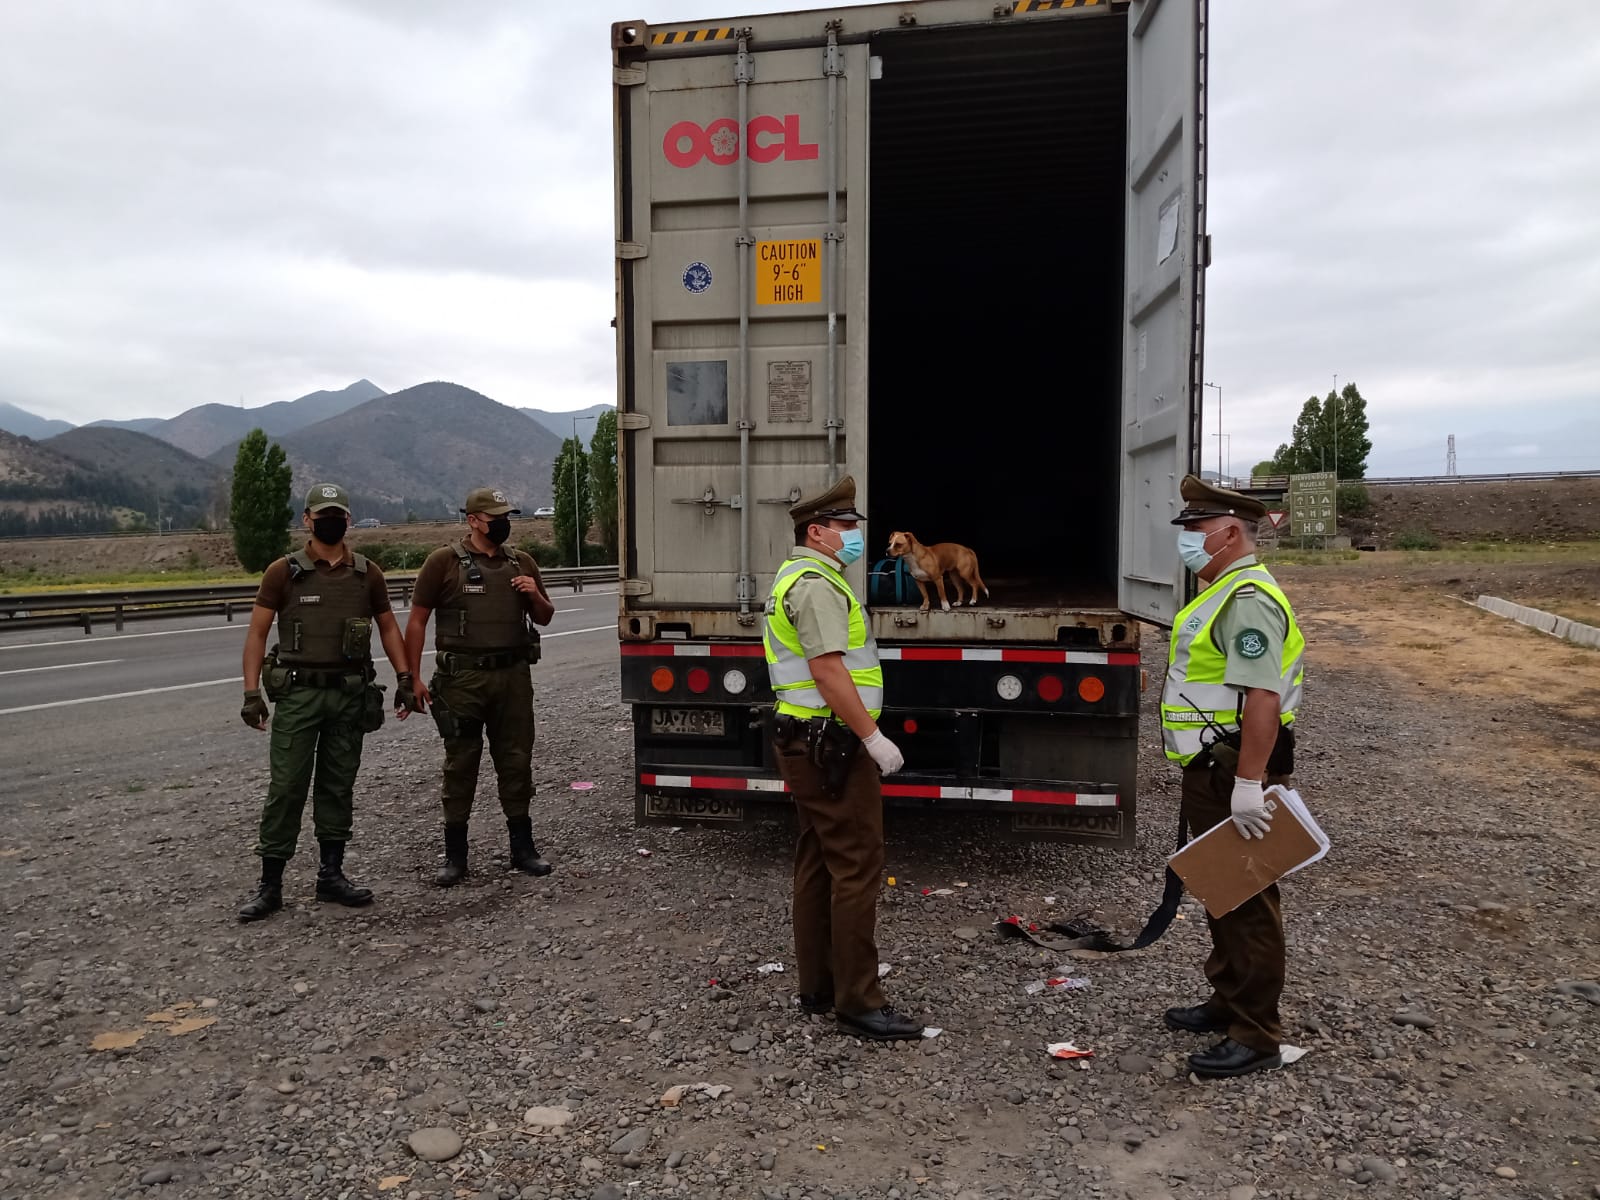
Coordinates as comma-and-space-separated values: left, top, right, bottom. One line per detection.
650, 708, 726, 736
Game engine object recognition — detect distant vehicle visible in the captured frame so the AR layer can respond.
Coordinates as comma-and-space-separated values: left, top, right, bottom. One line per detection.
532, 506, 556, 518
353, 518, 381, 528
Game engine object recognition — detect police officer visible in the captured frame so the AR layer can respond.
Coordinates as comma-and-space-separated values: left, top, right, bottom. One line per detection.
763, 476, 925, 1041
1160, 474, 1305, 1078
404, 487, 555, 885
238, 483, 418, 922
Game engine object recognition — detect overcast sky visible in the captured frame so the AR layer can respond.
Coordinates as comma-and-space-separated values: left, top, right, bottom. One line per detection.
2, 1, 1596, 475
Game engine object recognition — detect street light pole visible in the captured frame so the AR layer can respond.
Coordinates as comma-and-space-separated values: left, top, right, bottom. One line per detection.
1332, 373, 1339, 480
1203, 382, 1222, 478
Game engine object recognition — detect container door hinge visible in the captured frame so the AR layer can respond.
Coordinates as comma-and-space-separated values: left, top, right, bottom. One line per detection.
616, 241, 648, 260
619, 412, 651, 431
613, 66, 646, 87
621, 579, 653, 597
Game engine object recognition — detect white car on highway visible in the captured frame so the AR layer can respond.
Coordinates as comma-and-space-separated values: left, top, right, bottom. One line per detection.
532, 506, 556, 518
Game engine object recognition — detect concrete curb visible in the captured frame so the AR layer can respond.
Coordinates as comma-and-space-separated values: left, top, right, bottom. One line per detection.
1476, 595, 1600, 650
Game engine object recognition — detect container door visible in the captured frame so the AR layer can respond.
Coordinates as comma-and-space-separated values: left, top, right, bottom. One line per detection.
1118, 0, 1206, 627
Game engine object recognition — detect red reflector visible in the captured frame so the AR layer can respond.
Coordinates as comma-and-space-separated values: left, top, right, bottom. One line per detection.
903, 718, 919, 734
1037, 674, 1064, 703
687, 667, 711, 694
650, 668, 675, 693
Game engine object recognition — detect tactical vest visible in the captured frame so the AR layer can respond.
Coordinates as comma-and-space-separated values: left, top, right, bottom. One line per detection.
435, 542, 530, 653
1160, 563, 1304, 766
763, 555, 883, 720
274, 549, 374, 666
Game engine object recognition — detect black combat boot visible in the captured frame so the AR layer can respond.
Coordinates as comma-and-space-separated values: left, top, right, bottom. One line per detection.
435, 823, 469, 887
238, 856, 286, 923
314, 841, 374, 906
506, 817, 552, 877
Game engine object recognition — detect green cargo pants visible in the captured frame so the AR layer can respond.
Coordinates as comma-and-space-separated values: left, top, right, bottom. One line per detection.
434, 664, 536, 823
256, 684, 367, 859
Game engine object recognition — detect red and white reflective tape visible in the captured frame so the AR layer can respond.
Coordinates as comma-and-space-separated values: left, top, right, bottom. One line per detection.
620, 643, 765, 658
639, 773, 1118, 807
878, 647, 1139, 666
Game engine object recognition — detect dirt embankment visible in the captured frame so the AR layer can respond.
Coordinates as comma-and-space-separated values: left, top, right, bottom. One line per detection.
0, 519, 561, 579
1361, 477, 1600, 543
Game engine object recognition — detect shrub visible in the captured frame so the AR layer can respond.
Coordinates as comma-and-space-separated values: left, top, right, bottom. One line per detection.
360, 542, 432, 571
1393, 529, 1441, 551
1337, 484, 1371, 517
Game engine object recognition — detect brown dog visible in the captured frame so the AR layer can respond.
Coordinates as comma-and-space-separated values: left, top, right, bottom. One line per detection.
886, 531, 990, 612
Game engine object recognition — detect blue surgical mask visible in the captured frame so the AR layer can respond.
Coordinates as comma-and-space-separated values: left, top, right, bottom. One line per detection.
1177, 529, 1213, 574
835, 529, 865, 566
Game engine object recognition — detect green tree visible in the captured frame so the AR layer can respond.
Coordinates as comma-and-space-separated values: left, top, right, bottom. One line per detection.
588, 409, 619, 563
551, 436, 592, 567
230, 428, 293, 571
1266, 383, 1373, 479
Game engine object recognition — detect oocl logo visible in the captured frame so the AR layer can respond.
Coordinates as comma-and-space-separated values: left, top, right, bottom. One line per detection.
663, 114, 819, 168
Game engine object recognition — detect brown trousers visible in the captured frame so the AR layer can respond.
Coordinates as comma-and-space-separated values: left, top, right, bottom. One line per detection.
1179, 763, 1293, 1053
774, 733, 887, 1016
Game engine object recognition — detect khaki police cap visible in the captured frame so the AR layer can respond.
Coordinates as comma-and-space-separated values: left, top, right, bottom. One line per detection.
461, 486, 520, 516
789, 475, 867, 527
1171, 473, 1268, 525
304, 482, 351, 513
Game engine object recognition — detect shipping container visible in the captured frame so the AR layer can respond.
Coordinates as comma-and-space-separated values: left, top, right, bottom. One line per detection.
612, 0, 1205, 847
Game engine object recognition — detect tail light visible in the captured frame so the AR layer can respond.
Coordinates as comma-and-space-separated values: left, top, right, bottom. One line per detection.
1036, 674, 1064, 703
687, 668, 711, 694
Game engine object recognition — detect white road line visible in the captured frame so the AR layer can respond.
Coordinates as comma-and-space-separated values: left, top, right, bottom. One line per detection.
0, 658, 122, 677
0, 623, 250, 652
0, 624, 616, 716
0, 676, 241, 716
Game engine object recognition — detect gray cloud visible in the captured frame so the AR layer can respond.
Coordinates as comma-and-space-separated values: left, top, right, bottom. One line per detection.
2, 0, 1596, 478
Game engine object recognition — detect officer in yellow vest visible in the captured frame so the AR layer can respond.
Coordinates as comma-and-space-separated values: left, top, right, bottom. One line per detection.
1160, 474, 1305, 1078
763, 476, 923, 1041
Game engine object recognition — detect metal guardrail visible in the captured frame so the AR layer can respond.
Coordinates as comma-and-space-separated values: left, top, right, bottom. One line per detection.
0, 566, 618, 634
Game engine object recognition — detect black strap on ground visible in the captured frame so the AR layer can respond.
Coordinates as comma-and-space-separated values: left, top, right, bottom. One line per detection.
1049, 805, 1191, 953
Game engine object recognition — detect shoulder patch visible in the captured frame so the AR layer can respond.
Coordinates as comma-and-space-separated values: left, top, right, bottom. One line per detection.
1234, 628, 1269, 660
1233, 583, 1258, 597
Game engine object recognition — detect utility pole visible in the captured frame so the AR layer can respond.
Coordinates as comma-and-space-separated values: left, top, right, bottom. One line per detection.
1447, 434, 1457, 476
1332, 373, 1339, 480
1203, 382, 1222, 478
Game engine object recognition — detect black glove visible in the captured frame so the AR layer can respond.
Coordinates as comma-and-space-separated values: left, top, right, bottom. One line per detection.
241, 689, 270, 729
396, 672, 424, 713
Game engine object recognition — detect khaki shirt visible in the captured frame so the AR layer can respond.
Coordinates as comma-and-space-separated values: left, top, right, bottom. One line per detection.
254, 543, 391, 614
1212, 555, 1291, 696
781, 547, 852, 659
412, 539, 545, 614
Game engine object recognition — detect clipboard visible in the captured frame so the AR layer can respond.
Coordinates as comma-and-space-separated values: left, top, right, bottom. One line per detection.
1168, 786, 1329, 918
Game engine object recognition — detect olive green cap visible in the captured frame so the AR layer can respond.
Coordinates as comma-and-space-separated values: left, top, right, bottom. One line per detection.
304, 482, 350, 513
1171, 473, 1268, 525
789, 475, 867, 526
461, 486, 520, 516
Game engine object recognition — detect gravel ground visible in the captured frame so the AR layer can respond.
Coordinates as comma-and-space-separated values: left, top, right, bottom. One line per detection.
3, 565, 1599, 1200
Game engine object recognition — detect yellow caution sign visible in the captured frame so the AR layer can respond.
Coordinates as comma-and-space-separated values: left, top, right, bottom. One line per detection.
756, 239, 821, 306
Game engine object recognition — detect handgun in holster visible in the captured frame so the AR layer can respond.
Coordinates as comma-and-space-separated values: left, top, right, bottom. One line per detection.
426, 674, 481, 741
807, 720, 863, 800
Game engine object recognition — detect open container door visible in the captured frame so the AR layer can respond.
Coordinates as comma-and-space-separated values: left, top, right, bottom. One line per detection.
1118, 0, 1206, 628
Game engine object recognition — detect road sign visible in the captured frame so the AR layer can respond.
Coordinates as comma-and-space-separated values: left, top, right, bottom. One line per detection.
1265, 510, 1287, 531
1288, 472, 1337, 537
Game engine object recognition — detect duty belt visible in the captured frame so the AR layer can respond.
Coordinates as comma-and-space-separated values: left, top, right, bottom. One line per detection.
438, 648, 528, 673
286, 665, 371, 689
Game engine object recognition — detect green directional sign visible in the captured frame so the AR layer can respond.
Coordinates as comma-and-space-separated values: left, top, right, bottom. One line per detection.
1288, 471, 1337, 537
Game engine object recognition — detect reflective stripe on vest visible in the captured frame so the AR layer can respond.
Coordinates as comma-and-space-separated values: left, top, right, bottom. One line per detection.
1160, 564, 1304, 765
762, 556, 883, 720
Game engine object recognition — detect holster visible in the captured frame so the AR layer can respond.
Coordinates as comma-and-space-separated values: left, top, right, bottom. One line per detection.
360, 682, 387, 734
426, 674, 482, 740
526, 618, 542, 666
808, 719, 862, 801
261, 646, 289, 702
1202, 723, 1295, 779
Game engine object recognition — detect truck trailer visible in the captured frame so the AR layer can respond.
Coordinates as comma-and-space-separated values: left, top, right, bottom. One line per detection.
612, 0, 1206, 847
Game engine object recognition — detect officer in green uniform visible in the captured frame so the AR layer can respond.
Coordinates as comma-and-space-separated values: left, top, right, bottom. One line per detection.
763, 476, 925, 1042
404, 487, 555, 885
1159, 474, 1305, 1078
238, 483, 418, 922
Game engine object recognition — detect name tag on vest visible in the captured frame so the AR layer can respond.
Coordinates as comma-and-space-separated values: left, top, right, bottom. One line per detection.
464, 585, 486, 594
299, 595, 322, 605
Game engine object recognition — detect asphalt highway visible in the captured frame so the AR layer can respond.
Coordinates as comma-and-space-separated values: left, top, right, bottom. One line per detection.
0, 588, 620, 793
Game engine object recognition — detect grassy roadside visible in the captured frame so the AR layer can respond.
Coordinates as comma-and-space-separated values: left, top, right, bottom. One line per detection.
0, 567, 261, 595
1266, 539, 1600, 568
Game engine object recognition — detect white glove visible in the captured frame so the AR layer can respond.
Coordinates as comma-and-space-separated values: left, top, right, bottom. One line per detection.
1229, 778, 1273, 840
861, 730, 904, 776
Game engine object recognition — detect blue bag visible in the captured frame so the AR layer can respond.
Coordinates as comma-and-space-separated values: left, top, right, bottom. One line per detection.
868, 557, 917, 606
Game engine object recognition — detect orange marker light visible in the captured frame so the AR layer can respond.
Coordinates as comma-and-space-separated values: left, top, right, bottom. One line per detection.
1078, 676, 1105, 703
650, 667, 675, 692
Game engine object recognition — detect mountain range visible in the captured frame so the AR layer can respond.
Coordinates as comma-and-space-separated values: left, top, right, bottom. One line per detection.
0, 380, 606, 534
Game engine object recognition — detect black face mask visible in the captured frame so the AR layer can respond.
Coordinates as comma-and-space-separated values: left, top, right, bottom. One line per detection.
311, 514, 348, 545
485, 516, 512, 546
